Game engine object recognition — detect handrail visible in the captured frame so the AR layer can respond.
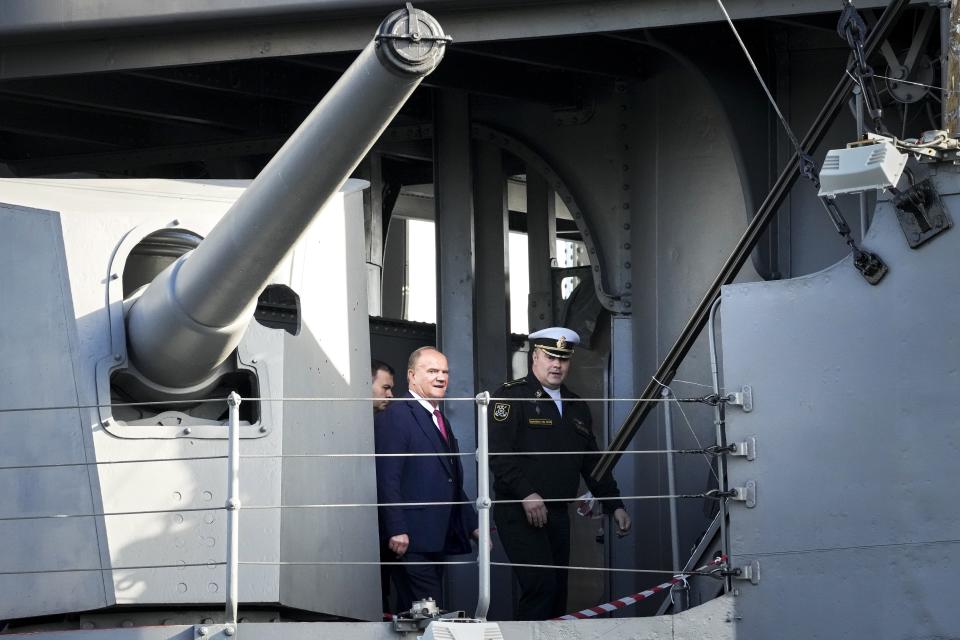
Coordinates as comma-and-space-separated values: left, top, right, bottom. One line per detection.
224, 392, 241, 633
474, 391, 492, 620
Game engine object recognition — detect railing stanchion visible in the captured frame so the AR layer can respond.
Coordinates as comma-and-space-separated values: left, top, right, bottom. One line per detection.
661, 388, 681, 577
474, 391, 492, 620
225, 392, 242, 633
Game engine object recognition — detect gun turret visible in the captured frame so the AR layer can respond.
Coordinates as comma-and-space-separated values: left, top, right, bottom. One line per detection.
124, 5, 447, 395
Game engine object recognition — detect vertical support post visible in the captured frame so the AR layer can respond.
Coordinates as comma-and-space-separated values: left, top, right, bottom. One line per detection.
474, 141, 511, 391
381, 220, 407, 319
707, 299, 731, 594
661, 389, 681, 576
526, 171, 556, 331
434, 88, 479, 609
943, 0, 960, 136
474, 391, 492, 620
363, 152, 385, 317
225, 392, 241, 632
607, 315, 636, 614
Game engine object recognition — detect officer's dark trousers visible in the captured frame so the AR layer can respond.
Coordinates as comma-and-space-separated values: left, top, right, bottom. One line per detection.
494, 502, 571, 620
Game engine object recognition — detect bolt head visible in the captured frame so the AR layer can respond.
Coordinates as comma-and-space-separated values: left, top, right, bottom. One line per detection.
224, 626, 236, 636
198, 627, 209, 637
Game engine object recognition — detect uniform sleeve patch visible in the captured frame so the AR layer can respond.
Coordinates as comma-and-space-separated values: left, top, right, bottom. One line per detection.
493, 403, 511, 421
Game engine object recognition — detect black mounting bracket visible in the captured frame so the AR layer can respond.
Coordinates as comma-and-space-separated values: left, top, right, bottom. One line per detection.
892, 178, 953, 248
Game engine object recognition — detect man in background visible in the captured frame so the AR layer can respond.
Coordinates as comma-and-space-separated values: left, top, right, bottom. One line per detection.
374, 346, 479, 613
371, 359, 396, 616
371, 359, 395, 413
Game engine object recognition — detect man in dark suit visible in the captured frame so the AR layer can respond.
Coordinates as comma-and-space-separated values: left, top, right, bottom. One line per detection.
374, 346, 480, 614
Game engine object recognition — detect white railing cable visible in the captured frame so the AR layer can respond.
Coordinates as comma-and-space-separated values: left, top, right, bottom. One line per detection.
0, 448, 717, 474
0, 562, 227, 576
0, 456, 228, 471
239, 448, 714, 460
0, 506, 226, 522
0, 491, 721, 523
0, 391, 735, 609
238, 493, 723, 511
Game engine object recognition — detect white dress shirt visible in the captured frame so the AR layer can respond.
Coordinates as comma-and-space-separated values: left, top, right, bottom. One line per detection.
409, 388, 444, 434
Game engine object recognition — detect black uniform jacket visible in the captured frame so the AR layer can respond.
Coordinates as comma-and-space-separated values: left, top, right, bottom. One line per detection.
488, 374, 624, 512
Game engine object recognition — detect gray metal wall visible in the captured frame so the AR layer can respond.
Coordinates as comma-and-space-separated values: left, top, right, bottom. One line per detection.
0, 205, 106, 618
720, 166, 960, 638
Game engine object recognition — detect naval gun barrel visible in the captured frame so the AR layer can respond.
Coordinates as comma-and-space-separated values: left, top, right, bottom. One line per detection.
126, 5, 447, 392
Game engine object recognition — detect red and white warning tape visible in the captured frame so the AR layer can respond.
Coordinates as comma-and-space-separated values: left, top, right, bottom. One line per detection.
553, 556, 726, 621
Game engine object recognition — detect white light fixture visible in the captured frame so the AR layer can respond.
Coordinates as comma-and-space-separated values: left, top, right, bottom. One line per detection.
420, 619, 504, 640
818, 138, 907, 197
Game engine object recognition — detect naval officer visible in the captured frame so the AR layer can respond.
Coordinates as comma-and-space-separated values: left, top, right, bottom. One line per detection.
489, 327, 631, 620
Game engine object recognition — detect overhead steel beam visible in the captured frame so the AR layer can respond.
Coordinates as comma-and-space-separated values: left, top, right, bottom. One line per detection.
0, 99, 139, 148
0, 1, 896, 79
455, 37, 648, 80
0, 95, 255, 159
128, 61, 336, 105
591, 0, 912, 481
9, 122, 436, 176
0, 0, 897, 40
290, 50, 583, 107
0, 75, 272, 131
8, 135, 283, 175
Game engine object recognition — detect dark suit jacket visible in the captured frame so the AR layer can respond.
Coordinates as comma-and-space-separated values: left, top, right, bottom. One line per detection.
374, 393, 478, 554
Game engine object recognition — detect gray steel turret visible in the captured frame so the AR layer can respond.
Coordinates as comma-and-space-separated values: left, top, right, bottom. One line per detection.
0, 6, 448, 626
126, 4, 448, 396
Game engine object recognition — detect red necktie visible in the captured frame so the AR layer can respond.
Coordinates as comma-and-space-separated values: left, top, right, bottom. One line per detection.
433, 409, 449, 442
